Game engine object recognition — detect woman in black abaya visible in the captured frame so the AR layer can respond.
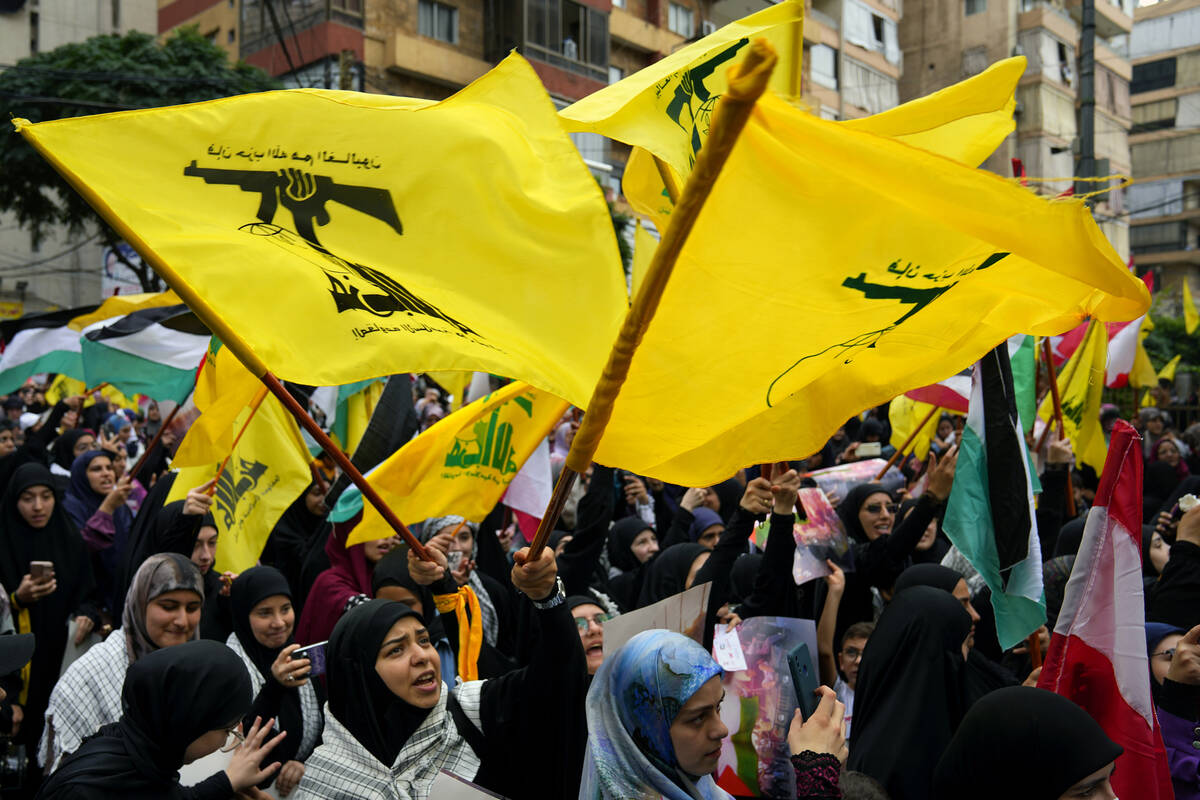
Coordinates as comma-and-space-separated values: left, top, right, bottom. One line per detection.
36, 639, 285, 800
0, 463, 98, 756
848, 585, 972, 800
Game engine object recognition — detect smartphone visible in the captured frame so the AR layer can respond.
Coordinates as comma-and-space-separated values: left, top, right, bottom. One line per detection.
788, 643, 821, 721
446, 551, 464, 572
858, 442, 882, 458
30, 561, 54, 580
291, 641, 328, 677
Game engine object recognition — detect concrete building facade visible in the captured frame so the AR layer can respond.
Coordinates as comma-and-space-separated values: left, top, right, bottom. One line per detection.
898, 0, 1133, 256
1129, 0, 1200, 298
0, 0, 157, 313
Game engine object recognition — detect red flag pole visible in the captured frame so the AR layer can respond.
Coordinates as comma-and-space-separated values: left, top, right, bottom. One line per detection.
875, 404, 940, 481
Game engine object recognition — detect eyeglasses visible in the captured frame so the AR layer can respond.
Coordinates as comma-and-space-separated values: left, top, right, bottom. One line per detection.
1152, 648, 1177, 660
863, 504, 898, 515
220, 727, 245, 753
840, 647, 864, 660
574, 613, 613, 632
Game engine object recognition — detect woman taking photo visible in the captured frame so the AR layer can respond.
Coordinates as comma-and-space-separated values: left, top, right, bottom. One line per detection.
0, 463, 98, 760
227, 566, 323, 797
40, 553, 204, 771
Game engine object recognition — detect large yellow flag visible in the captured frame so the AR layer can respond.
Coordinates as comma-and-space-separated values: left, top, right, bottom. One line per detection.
1132, 316, 1158, 389
346, 381, 568, 546
1185, 280, 1198, 335
1142, 353, 1182, 407
44, 374, 142, 410
15, 54, 625, 408
168, 392, 311, 572
591, 91, 1148, 485
1039, 320, 1108, 474
172, 341, 263, 468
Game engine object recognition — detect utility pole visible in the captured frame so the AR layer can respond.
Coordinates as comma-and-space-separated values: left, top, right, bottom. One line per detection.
338, 49, 355, 91
1076, 0, 1096, 199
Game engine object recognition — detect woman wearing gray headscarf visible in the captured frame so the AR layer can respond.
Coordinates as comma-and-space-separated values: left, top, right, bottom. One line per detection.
420, 515, 510, 651
39, 552, 204, 771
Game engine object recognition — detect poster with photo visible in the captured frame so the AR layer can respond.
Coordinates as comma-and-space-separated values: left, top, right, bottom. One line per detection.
791, 488, 855, 585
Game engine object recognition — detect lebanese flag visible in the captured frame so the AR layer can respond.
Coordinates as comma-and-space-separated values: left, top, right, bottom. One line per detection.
904, 370, 971, 413
502, 438, 553, 543
1037, 420, 1173, 800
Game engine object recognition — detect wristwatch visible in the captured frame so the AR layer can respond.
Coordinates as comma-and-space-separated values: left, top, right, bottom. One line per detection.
530, 577, 566, 610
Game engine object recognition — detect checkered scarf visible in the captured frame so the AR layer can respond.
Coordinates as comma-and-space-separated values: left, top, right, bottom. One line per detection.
38, 631, 129, 771
226, 633, 323, 761
295, 681, 484, 800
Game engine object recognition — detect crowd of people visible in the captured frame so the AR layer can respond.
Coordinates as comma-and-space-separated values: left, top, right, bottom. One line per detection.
0, 377, 1194, 800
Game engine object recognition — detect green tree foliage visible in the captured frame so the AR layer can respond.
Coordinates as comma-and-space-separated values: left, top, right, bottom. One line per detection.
1144, 313, 1200, 375
0, 28, 280, 290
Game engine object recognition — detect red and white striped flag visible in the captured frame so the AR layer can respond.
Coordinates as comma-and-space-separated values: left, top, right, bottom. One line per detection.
1038, 419, 1174, 800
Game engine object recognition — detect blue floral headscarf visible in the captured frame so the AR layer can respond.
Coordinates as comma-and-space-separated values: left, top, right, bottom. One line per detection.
580, 629, 729, 800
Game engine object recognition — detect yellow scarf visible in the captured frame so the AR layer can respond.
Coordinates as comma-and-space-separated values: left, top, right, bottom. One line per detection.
433, 585, 484, 682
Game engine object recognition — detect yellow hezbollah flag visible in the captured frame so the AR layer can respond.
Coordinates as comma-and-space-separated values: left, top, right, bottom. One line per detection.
889, 396, 940, 461
621, 56, 1026, 232
559, 1, 804, 178
1142, 353, 1182, 407
172, 341, 262, 468
168, 391, 311, 572
1132, 316, 1157, 389
68, 291, 180, 331
1185, 280, 1199, 335
347, 381, 568, 546
44, 374, 142, 411
592, 91, 1149, 485
15, 53, 625, 409
1039, 320, 1108, 474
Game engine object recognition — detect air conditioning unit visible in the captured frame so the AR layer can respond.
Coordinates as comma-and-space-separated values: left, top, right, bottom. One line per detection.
701, 20, 717, 34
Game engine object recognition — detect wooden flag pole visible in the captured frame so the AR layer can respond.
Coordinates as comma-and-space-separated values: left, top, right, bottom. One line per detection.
653, 156, 681, 205
83, 382, 110, 396
205, 385, 269, 496
526, 40, 779, 561
1041, 336, 1077, 518
129, 400, 184, 478
874, 405, 940, 481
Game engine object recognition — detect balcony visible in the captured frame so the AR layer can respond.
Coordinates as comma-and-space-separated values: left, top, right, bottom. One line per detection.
240, 0, 364, 64
384, 29, 492, 89
609, 7, 684, 54
1065, 0, 1132, 39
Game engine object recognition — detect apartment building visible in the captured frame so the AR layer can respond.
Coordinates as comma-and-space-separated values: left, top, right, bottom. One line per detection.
0, 0, 156, 311
1128, 0, 1200, 296
898, 0, 1133, 256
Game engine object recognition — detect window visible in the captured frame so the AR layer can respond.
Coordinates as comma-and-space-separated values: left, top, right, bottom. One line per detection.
668, 2, 694, 37
227, 28, 236, 44
528, 0, 607, 68
609, 65, 624, 84
204, 27, 219, 44
964, 0, 985, 15
811, 43, 838, 89
419, 0, 458, 44
612, 0, 624, 9
1132, 57, 1177, 94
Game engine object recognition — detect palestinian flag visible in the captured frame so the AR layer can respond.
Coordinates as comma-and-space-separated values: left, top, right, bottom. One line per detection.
81, 304, 209, 402
943, 343, 1044, 649
0, 305, 98, 394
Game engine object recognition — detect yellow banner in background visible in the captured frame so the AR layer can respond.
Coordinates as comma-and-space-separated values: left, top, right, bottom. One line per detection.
168, 391, 311, 572
16, 53, 625, 409
172, 342, 262, 468
68, 290, 180, 331
1040, 320, 1108, 474
347, 381, 567, 546
889, 396, 941, 462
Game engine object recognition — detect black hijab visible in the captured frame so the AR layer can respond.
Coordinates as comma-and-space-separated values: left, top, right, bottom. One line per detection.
1143, 461, 1182, 523
897, 499, 950, 565
708, 479, 742, 524
1053, 516, 1087, 557
837, 483, 892, 543
893, 564, 961, 594
371, 548, 440, 638
848, 586, 972, 800
36, 639, 252, 800
728, 553, 763, 605
327, 598, 430, 767
230, 566, 307, 769
636, 543, 708, 608
48, 429, 90, 471
261, 483, 327, 600
0, 463, 94, 735
607, 517, 654, 574
933, 686, 1123, 800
